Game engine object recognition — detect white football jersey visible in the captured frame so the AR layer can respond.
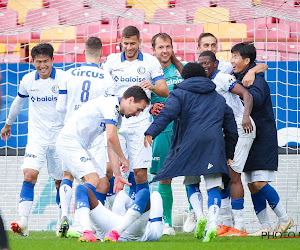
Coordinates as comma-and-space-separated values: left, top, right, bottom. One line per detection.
217, 60, 233, 74
17, 68, 65, 145
102, 51, 165, 124
59, 62, 115, 123
212, 70, 245, 118
61, 96, 121, 149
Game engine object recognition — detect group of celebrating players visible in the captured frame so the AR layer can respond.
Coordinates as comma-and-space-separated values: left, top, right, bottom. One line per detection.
0, 25, 294, 244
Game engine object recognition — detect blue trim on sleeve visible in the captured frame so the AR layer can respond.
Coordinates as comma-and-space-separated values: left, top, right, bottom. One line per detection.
18, 92, 29, 98
153, 75, 165, 82
229, 81, 238, 92
105, 119, 117, 126
121, 51, 126, 62
59, 90, 67, 94
149, 217, 162, 222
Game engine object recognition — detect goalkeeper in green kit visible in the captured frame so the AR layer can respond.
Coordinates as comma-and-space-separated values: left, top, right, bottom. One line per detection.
150, 33, 190, 235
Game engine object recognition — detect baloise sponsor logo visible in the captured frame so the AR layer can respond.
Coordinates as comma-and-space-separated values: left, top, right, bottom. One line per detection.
31, 95, 57, 102
113, 75, 146, 83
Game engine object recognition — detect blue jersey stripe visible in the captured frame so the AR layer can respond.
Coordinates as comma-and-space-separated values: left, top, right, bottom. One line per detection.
153, 75, 165, 82
59, 90, 67, 94
229, 81, 237, 92
18, 92, 29, 98
105, 119, 117, 126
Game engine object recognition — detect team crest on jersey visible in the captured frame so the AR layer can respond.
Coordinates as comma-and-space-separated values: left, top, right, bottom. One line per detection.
175, 69, 181, 77
137, 66, 146, 75
52, 85, 59, 93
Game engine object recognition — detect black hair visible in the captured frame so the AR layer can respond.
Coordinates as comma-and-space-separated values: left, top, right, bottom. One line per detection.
231, 43, 256, 64
122, 26, 140, 40
31, 43, 54, 60
151, 33, 173, 48
181, 62, 207, 79
123, 86, 150, 105
198, 32, 217, 47
199, 50, 216, 62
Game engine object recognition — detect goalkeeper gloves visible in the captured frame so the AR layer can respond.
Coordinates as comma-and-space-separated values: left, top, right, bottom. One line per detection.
150, 102, 165, 116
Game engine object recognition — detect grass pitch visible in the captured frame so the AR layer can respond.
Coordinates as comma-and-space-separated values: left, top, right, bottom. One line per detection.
8, 231, 300, 250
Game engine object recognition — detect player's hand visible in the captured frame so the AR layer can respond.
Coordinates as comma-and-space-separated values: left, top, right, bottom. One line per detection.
144, 135, 153, 147
150, 102, 164, 116
113, 175, 132, 194
242, 116, 253, 133
139, 80, 154, 91
1, 124, 11, 141
242, 69, 255, 87
227, 158, 232, 167
119, 158, 129, 173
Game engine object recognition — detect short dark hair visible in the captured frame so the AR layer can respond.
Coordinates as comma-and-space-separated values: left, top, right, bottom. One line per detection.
31, 43, 54, 60
122, 26, 140, 40
199, 50, 216, 62
198, 32, 217, 47
151, 33, 173, 48
85, 37, 102, 56
181, 62, 207, 79
231, 43, 256, 64
123, 86, 150, 105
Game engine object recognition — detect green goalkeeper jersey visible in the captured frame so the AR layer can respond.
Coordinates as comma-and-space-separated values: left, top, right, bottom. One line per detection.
151, 63, 184, 131
151, 63, 183, 104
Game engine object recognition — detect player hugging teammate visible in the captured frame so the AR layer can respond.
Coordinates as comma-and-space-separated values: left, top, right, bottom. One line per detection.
1, 27, 293, 244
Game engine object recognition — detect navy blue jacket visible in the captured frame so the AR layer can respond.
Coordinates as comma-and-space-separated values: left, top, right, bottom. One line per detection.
145, 76, 238, 185
234, 63, 278, 172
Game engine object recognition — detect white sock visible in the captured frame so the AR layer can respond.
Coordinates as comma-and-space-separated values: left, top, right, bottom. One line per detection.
189, 192, 203, 220
219, 197, 233, 227
72, 209, 81, 228
150, 191, 163, 219
57, 205, 62, 221
76, 207, 92, 231
232, 209, 245, 231
106, 194, 116, 210
115, 208, 141, 234
273, 202, 288, 223
112, 190, 132, 216
207, 204, 219, 229
19, 201, 33, 224
59, 184, 73, 219
257, 208, 272, 230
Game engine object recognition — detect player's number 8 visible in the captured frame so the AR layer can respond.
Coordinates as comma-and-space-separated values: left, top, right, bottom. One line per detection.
81, 80, 91, 102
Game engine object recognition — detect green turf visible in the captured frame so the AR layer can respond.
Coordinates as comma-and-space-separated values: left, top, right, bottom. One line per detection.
7, 231, 300, 250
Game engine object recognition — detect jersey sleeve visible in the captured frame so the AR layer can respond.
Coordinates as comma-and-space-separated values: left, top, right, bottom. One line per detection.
104, 73, 116, 96
149, 56, 165, 83
58, 72, 68, 94
223, 62, 234, 74
103, 97, 120, 126
224, 74, 238, 92
18, 76, 29, 98
101, 54, 114, 75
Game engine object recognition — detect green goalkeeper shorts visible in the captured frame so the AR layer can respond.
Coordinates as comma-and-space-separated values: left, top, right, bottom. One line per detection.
150, 129, 173, 175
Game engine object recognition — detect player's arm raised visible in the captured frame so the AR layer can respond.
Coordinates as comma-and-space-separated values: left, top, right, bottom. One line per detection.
242, 63, 268, 87
1, 95, 27, 140
231, 83, 254, 133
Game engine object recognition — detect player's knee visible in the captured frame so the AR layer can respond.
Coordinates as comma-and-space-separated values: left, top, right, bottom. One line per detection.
106, 163, 113, 179
252, 181, 267, 191
97, 177, 109, 194
23, 169, 39, 183
63, 171, 74, 181
134, 169, 147, 183
230, 172, 241, 184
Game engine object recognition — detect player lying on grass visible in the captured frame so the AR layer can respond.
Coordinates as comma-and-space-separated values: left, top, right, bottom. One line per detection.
56, 86, 150, 241
75, 185, 163, 243
231, 43, 294, 236
144, 62, 238, 242
199, 51, 255, 237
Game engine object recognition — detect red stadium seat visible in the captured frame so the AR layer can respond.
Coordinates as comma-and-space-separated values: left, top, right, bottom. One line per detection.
0, 8, 18, 31
238, 18, 272, 38
0, 54, 20, 63
140, 23, 161, 40
59, 7, 101, 25
256, 50, 281, 61
102, 43, 117, 56
152, 7, 188, 24
255, 23, 291, 39
25, 8, 59, 29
